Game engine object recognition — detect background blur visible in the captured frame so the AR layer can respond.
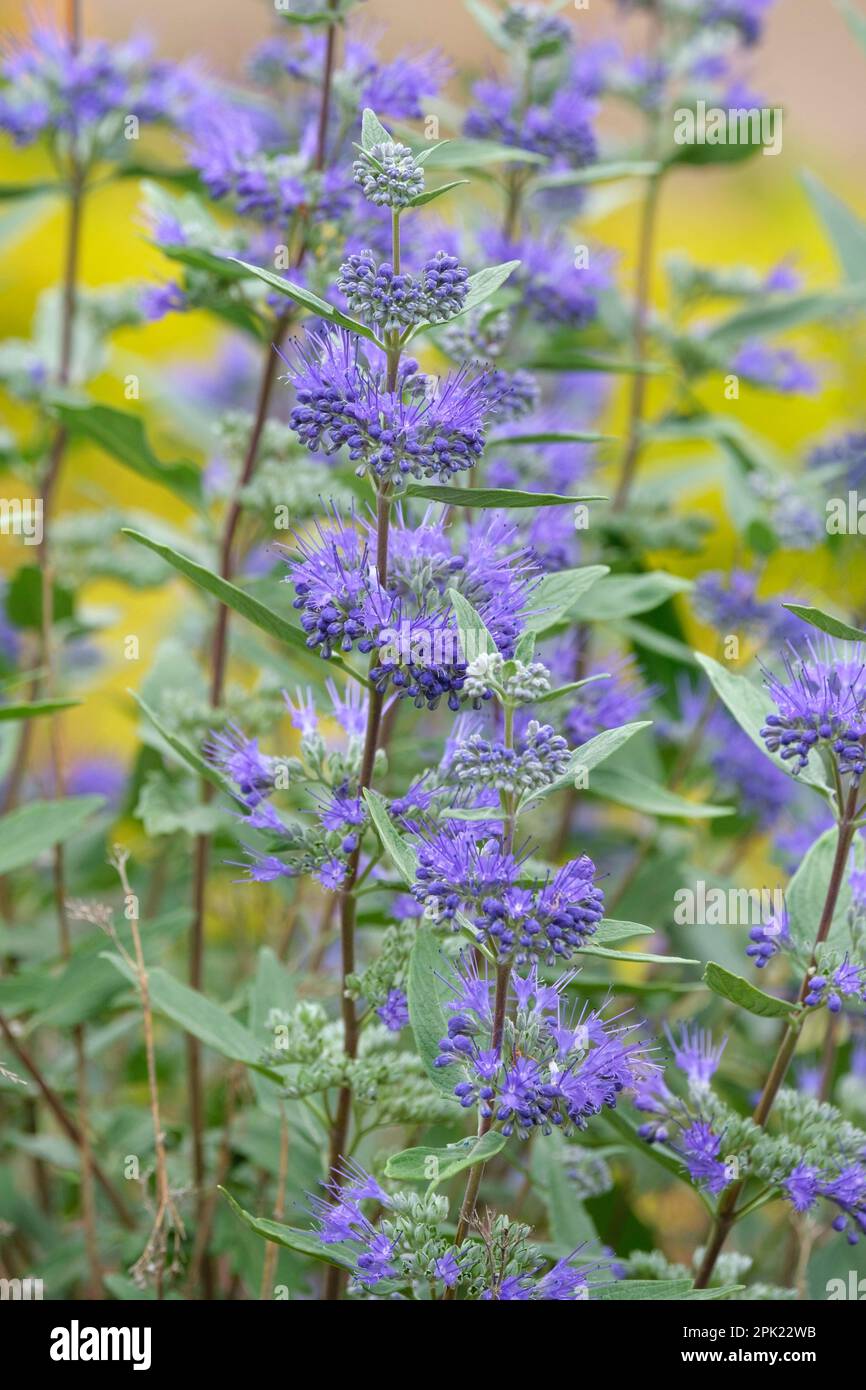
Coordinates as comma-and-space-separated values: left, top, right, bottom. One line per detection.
1, 0, 865, 773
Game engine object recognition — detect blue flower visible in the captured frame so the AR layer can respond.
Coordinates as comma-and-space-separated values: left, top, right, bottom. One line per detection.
746, 906, 790, 968
678, 1120, 729, 1195
761, 640, 866, 783
352, 140, 424, 209
204, 724, 275, 808
284, 329, 496, 485
376, 989, 410, 1032
665, 1024, 727, 1092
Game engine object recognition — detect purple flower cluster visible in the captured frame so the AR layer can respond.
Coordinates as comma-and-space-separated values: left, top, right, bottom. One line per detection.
288, 512, 390, 659
434, 960, 650, 1136
484, 231, 610, 328
635, 1026, 732, 1195
250, 34, 450, 123
464, 79, 597, 168
804, 957, 866, 1013
376, 989, 410, 1032
761, 642, 866, 783
337, 249, 468, 333
746, 906, 790, 968
450, 720, 570, 795
0, 24, 199, 149
564, 656, 657, 748
785, 1160, 866, 1244
204, 724, 276, 808
730, 341, 818, 395
412, 831, 605, 963
186, 102, 351, 225
693, 569, 795, 641
285, 329, 495, 485
353, 140, 424, 209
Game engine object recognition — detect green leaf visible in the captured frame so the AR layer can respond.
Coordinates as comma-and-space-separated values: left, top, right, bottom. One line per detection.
407, 179, 469, 208
705, 285, 866, 350
534, 160, 663, 190
130, 692, 240, 803
122, 529, 364, 684
839, 0, 866, 55
570, 572, 692, 623
523, 564, 609, 635
802, 170, 866, 281
103, 955, 281, 1078
461, 259, 520, 314
361, 107, 392, 152
446, 586, 497, 662
595, 1279, 694, 1300
703, 962, 792, 1019
594, 1278, 742, 1300
668, 104, 768, 167
220, 1188, 357, 1270
588, 767, 732, 819
228, 259, 378, 341
362, 788, 417, 885
135, 770, 227, 837
404, 485, 604, 509
0, 796, 105, 875
532, 1130, 597, 1252
529, 350, 664, 375
787, 827, 858, 952
0, 697, 80, 721
249, 947, 295, 1116
579, 944, 699, 966
6, 565, 74, 630
694, 651, 828, 792
594, 919, 656, 945
532, 674, 609, 705
782, 602, 866, 643
0, 181, 60, 201
465, 0, 510, 47
519, 721, 652, 809
158, 243, 250, 283
384, 1131, 506, 1187
50, 401, 201, 507
603, 1109, 688, 1183
489, 431, 608, 447
407, 927, 459, 1101
618, 618, 699, 668
418, 137, 545, 168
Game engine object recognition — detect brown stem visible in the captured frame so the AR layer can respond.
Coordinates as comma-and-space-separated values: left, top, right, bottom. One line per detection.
611, 145, 662, 512
323, 490, 391, 1300
113, 849, 185, 1297
186, 3, 342, 1293
0, 1012, 133, 1226
694, 793, 859, 1288
443, 962, 510, 1300
260, 1108, 290, 1300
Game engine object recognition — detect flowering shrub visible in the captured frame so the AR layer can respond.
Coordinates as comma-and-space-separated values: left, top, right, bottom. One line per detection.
2, 0, 866, 1311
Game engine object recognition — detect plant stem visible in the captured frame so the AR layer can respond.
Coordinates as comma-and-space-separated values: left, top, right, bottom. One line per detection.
186, 2, 341, 1294
0, 1012, 133, 1226
611, 11, 665, 515
694, 787, 859, 1288
112, 848, 184, 1297
611, 167, 662, 512
323, 487, 392, 1300
259, 1107, 289, 1300
444, 961, 510, 1300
